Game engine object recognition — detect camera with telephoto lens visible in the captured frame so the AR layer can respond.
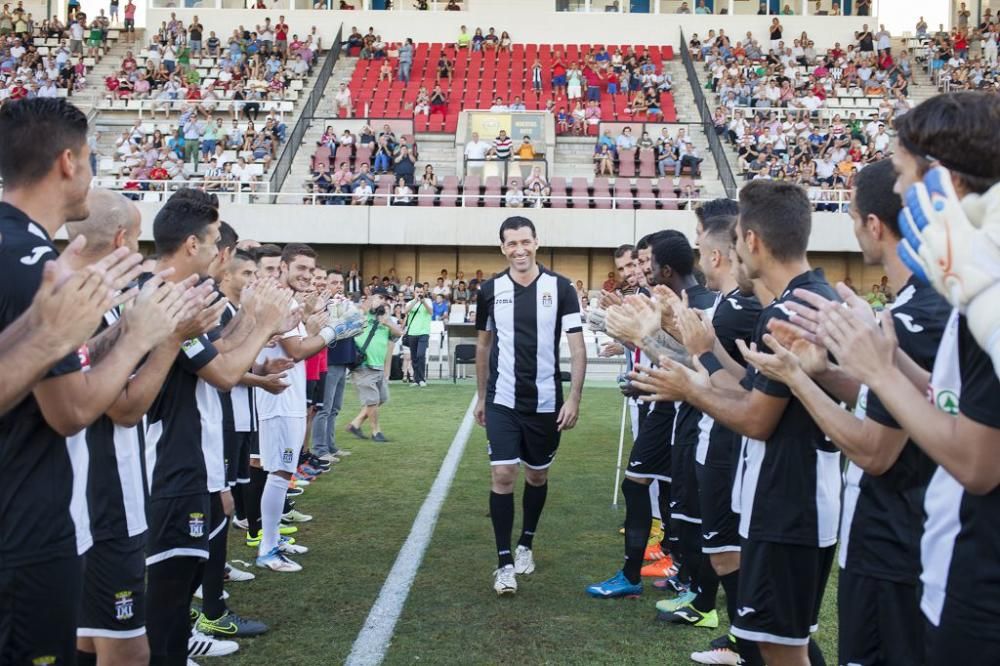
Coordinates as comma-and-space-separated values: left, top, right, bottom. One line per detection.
371, 304, 388, 318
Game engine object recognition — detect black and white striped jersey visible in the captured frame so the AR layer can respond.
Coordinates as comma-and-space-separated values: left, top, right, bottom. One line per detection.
476, 266, 583, 413
67, 308, 148, 544
0, 204, 90, 566
839, 278, 948, 583
696, 288, 762, 468
735, 269, 842, 548
921, 310, 1000, 626
143, 282, 223, 499
219, 303, 257, 433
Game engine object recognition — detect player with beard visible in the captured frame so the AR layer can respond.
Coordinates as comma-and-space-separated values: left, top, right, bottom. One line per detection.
142, 190, 293, 664
676, 210, 763, 665
588, 231, 712, 601
254, 243, 337, 573
630, 181, 841, 666
0, 98, 177, 665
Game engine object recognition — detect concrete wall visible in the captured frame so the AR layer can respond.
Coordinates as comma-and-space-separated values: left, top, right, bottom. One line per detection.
144, 7, 873, 50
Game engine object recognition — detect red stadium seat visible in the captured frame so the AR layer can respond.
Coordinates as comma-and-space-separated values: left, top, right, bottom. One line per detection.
618, 148, 636, 178
570, 177, 590, 208
549, 176, 568, 208
592, 177, 612, 209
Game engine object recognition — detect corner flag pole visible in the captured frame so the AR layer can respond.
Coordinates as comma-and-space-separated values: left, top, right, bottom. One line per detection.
612, 395, 628, 507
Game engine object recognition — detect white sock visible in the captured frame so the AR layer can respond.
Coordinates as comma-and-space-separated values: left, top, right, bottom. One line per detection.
649, 481, 661, 521
260, 473, 287, 556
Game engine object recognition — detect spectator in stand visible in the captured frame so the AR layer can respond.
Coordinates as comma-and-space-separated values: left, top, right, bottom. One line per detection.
456, 25, 471, 49
491, 129, 512, 160
437, 53, 452, 80
583, 63, 603, 102
594, 143, 615, 175
551, 55, 567, 97
676, 1, 691, 13
429, 83, 448, 116
352, 175, 373, 205
347, 26, 364, 50
584, 99, 601, 129
524, 166, 550, 200
616, 126, 636, 151
515, 135, 536, 161
489, 96, 508, 112
411, 85, 430, 115
392, 177, 414, 206
329, 81, 351, 117
378, 58, 392, 82
504, 179, 524, 208
393, 144, 416, 186
464, 131, 489, 164
398, 37, 413, 82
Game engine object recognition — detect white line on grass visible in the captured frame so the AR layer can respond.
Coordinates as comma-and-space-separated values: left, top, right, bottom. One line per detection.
345, 394, 478, 666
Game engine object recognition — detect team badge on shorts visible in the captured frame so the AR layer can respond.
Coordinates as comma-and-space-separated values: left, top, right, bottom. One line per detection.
282, 448, 294, 464
114, 590, 135, 621
541, 292, 553, 307
188, 512, 205, 538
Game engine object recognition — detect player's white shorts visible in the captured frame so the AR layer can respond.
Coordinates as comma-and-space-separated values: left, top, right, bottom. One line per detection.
258, 416, 307, 474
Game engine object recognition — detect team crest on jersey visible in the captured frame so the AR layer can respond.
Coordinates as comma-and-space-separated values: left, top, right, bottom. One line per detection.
188, 512, 205, 538
934, 389, 959, 415
114, 590, 135, 621
77, 344, 92, 371
282, 448, 294, 464
541, 292, 553, 307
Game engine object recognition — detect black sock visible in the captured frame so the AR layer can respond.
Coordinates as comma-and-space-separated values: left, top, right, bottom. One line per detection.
517, 481, 548, 549
692, 553, 719, 613
283, 497, 293, 515
719, 569, 740, 628
736, 638, 765, 666
246, 466, 266, 537
621, 478, 652, 584
147, 556, 202, 664
76, 651, 97, 666
657, 480, 672, 555
489, 491, 515, 567
233, 483, 246, 522
808, 638, 827, 666
201, 509, 229, 619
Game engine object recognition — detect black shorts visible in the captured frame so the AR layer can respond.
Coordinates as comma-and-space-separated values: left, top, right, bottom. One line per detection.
224, 429, 254, 486
0, 555, 83, 664
838, 568, 923, 665
732, 539, 835, 646
924, 594, 1000, 666
78, 534, 147, 639
145, 493, 211, 566
625, 401, 674, 481
306, 373, 327, 408
696, 461, 740, 553
124, 18, 134, 30
669, 443, 700, 524
485, 403, 560, 470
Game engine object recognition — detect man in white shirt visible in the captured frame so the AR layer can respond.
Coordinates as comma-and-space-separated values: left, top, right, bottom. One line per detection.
332, 82, 352, 117
69, 20, 84, 54
254, 244, 334, 573
489, 97, 508, 112
36, 77, 58, 97
464, 132, 489, 160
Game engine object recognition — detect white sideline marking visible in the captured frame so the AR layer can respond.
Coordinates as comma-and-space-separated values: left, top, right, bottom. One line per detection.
345, 394, 478, 666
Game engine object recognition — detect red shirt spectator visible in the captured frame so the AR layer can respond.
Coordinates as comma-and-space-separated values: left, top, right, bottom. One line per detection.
305, 351, 327, 381
149, 165, 169, 181
9, 82, 28, 100
275, 21, 288, 42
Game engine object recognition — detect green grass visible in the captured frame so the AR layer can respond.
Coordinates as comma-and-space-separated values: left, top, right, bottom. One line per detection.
219, 383, 838, 664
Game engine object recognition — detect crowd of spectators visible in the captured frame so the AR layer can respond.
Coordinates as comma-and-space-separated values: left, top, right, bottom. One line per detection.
0, 3, 117, 105
343, 266, 485, 325
592, 124, 703, 180
696, 24, 917, 209
919, 7, 1000, 93
309, 122, 419, 204
103, 14, 319, 120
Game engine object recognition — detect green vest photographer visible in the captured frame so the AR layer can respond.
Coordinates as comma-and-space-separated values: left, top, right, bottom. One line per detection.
402, 284, 433, 387
346, 287, 404, 443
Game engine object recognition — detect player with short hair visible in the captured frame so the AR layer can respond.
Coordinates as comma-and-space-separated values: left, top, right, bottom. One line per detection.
142, 189, 292, 664
629, 180, 840, 666
0, 98, 173, 665
254, 243, 339, 573
475, 216, 586, 596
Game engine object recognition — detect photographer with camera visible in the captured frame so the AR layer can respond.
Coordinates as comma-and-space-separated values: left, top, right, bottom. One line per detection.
346, 287, 404, 443
402, 284, 433, 387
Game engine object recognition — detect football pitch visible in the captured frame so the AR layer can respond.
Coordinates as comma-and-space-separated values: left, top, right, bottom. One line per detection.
219, 382, 839, 665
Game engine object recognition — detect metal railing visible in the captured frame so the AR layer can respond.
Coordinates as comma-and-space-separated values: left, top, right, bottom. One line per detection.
269, 24, 344, 197
96, 97, 298, 120
680, 29, 737, 199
